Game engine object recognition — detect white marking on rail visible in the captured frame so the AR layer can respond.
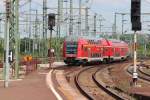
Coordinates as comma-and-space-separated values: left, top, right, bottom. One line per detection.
46, 69, 63, 100
38, 72, 48, 75
0, 79, 23, 82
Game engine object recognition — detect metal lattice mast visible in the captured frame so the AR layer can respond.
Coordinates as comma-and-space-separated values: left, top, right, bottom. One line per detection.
25, 14, 28, 54
9, 0, 19, 78
43, 0, 47, 57
29, 0, 32, 54
4, 0, 11, 87
93, 13, 97, 37
64, 0, 68, 36
57, 0, 61, 39
33, 10, 38, 56
4, 0, 19, 87
85, 7, 89, 36
69, 0, 73, 35
0, 14, 2, 34
60, 0, 63, 38
114, 13, 117, 38
55, 0, 63, 60
13, 0, 19, 79
78, 0, 82, 36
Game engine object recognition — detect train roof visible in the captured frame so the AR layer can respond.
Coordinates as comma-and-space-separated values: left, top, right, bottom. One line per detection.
108, 39, 126, 44
65, 35, 103, 42
108, 39, 128, 46
65, 36, 128, 46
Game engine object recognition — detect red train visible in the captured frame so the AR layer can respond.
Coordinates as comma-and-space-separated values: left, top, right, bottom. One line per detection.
63, 36, 129, 65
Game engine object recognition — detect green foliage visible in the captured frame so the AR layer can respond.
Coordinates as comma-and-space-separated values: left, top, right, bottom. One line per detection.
19, 37, 64, 60
0, 39, 4, 60
49, 37, 64, 61
0, 42, 3, 58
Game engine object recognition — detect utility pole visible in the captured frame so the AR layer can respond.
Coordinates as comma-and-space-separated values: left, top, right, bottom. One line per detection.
85, 7, 89, 36
33, 10, 38, 56
29, 0, 32, 54
14, 0, 19, 79
57, 0, 63, 38
69, 0, 73, 35
122, 14, 125, 35
99, 17, 105, 34
100, 19, 102, 33
57, 0, 61, 39
60, 0, 63, 38
113, 13, 118, 39
37, 23, 41, 56
4, 0, 11, 87
9, 0, 19, 79
4, 0, 19, 87
25, 14, 28, 54
43, 0, 47, 57
78, 0, 82, 36
114, 13, 117, 35
64, 0, 68, 36
133, 31, 138, 86
0, 14, 2, 34
93, 13, 97, 37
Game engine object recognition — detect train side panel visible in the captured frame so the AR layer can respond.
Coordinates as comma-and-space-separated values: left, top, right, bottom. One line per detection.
63, 37, 130, 65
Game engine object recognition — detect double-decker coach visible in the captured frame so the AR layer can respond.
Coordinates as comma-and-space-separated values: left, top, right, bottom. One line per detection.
63, 36, 129, 65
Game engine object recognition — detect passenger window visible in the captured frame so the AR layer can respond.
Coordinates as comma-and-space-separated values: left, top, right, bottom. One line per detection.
84, 47, 87, 51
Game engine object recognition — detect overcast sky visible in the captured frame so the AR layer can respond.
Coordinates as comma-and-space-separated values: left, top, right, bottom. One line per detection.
0, 0, 150, 37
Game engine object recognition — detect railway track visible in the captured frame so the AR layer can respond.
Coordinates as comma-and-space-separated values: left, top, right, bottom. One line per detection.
74, 63, 130, 100
93, 68, 129, 100
127, 65, 150, 82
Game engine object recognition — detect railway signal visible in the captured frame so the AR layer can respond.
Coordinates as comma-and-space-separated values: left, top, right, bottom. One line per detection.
131, 0, 141, 86
48, 13, 55, 68
131, 0, 141, 31
48, 13, 55, 30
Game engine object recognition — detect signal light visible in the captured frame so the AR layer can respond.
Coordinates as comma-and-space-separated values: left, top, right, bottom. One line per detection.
131, 0, 141, 31
6, 1, 11, 19
48, 13, 55, 30
132, 21, 141, 31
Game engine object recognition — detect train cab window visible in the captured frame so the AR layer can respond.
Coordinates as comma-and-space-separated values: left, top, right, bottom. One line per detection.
91, 53, 93, 57
96, 54, 98, 57
98, 40, 101, 44
104, 48, 108, 52
97, 53, 99, 57
81, 45, 83, 50
115, 52, 120, 57
121, 48, 125, 52
99, 53, 101, 57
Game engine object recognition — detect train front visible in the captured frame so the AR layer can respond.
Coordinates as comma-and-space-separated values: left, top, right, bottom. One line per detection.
63, 37, 78, 65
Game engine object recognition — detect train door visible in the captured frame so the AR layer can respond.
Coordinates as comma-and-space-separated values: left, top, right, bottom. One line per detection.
88, 48, 91, 58
103, 47, 110, 58
121, 48, 124, 56
82, 45, 88, 57
114, 47, 120, 57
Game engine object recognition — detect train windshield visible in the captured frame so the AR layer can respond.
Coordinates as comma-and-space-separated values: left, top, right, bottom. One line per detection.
66, 42, 78, 54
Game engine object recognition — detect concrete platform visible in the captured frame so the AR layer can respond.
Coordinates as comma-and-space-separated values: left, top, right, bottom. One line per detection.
51, 62, 66, 68
0, 69, 57, 100
46, 62, 87, 100
38, 62, 66, 69
55, 70, 87, 100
